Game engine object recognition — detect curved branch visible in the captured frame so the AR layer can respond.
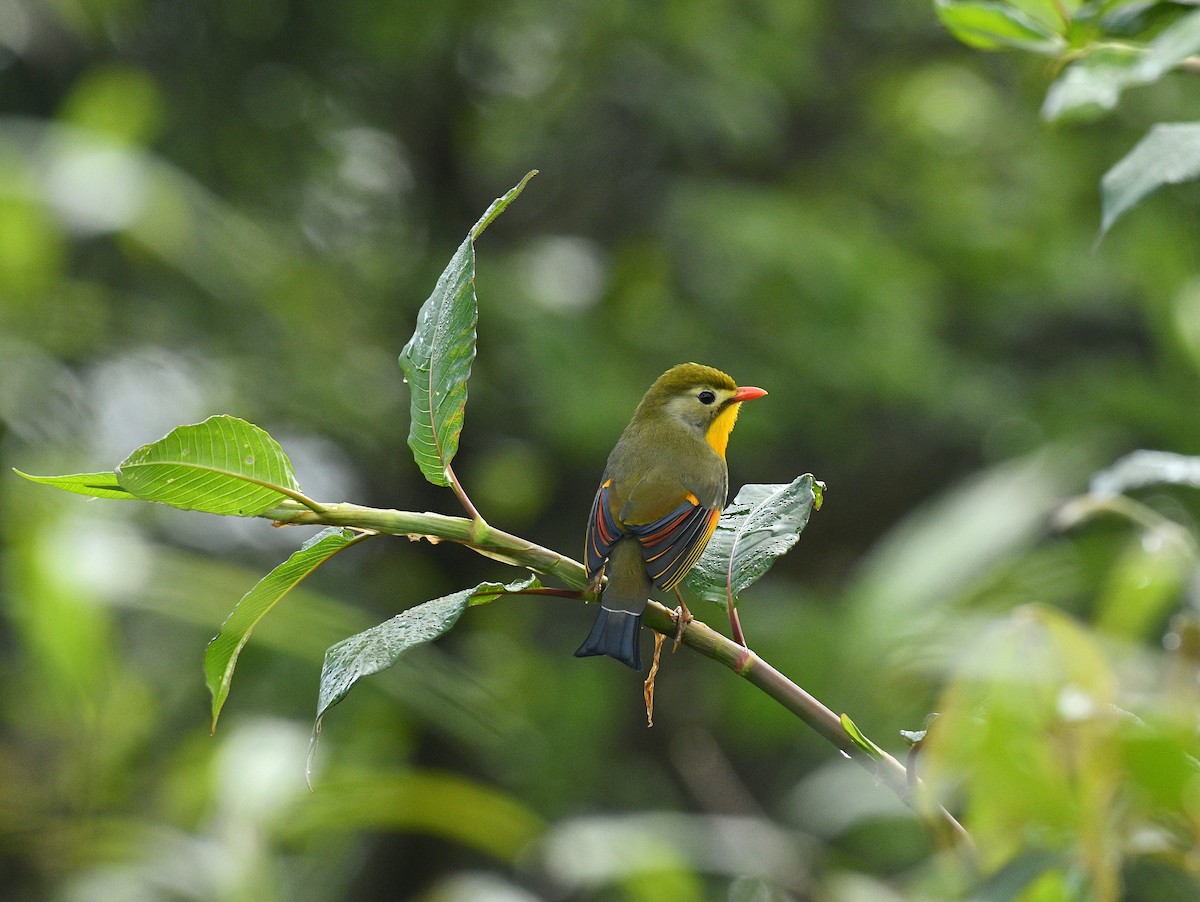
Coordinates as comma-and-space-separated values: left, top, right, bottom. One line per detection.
265, 500, 589, 589
640, 601, 975, 861
262, 498, 975, 861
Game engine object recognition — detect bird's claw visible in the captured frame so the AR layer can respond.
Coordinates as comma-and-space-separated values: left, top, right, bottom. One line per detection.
671, 601, 693, 652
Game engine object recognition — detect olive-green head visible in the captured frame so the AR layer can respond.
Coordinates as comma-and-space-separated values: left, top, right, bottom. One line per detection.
631, 363, 767, 456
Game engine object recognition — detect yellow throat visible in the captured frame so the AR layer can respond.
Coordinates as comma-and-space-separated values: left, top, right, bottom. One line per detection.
705, 402, 742, 458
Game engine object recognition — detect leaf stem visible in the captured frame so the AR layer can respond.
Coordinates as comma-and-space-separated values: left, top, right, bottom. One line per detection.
445, 462, 486, 526
272, 484, 327, 513
501, 586, 589, 601
728, 604, 747, 647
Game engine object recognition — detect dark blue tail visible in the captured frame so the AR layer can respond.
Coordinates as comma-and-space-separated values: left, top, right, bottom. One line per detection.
575, 606, 643, 670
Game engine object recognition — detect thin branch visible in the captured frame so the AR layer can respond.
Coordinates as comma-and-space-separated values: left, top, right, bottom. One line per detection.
260, 497, 975, 863
642, 601, 976, 862
263, 500, 590, 589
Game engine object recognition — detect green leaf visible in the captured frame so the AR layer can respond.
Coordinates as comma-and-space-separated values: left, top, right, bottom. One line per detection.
1095, 532, 1192, 639
840, 713, 886, 761
204, 527, 368, 731
1041, 46, 1145, 122
1044, 11, 1200, 123
921, 606, 1119, 861
967, 850, 1067, 902
934, 0, 1066, 54
1002, 0, 1080, 35
1100, 123, 1200, 236
684, 475, 821, 610
1140, 8, 1200, 79
115, 414, 304, 515
314, 575, 538, 726
398, 171, 537, 487
12, 468, 136, 500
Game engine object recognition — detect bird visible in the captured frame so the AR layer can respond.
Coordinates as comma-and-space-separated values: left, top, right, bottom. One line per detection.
575, 363, 767, 669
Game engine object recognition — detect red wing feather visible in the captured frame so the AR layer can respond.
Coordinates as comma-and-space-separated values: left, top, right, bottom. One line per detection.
628, 500, 720, 591
585, 481, 624, 580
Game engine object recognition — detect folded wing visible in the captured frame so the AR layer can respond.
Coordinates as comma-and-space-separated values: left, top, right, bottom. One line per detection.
628, 499, 720, 590
585, 480, 623, 581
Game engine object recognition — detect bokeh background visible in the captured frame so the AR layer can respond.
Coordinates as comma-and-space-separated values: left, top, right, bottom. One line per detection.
4, 1, 1200, 899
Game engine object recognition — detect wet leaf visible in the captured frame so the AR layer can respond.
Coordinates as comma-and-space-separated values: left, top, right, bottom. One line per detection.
398, 171, 536, 486
1101, 122, 1200, 237
934, 0, 1066, 54
685, 474, 820, 609
115, 415, 302, 515
205, 527, 368, 731
314, 575, 538, 726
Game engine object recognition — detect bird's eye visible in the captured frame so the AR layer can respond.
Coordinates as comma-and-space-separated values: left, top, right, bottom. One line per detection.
697, 390, 716, 405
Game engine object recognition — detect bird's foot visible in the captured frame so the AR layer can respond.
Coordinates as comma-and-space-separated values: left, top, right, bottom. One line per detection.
671, 599, 693, 652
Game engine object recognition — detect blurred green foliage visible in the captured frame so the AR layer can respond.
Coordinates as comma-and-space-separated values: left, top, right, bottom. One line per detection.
5, 0, 1200, 899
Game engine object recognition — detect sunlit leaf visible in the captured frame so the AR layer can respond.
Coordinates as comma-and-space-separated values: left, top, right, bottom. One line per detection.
205, 527, 368, 732
1044, 11, 1200, 123
934, 0, 1066, 54
1096, 533, 1193, 640
1140, 8, 1200, 79
921, 606, 1121, 872
314, 575, 538, 726
967, 849, 1068, 902
12, 468, 135, 500
398, 171, 536, 487
1119, 712, 1200, 814
1003, 0, 1079, 34
114, 414, 304, 515
1089, 449, 1200, 496
1041, 46, 1144, 122
1100, 122, 1200, 237
684, 475, 821, 610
